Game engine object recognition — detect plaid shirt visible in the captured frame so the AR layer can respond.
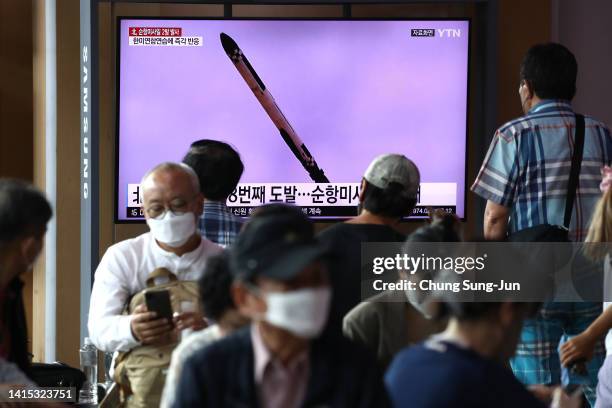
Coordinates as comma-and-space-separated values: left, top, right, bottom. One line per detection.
198, 201, 244, 247
472, 100, 612, 241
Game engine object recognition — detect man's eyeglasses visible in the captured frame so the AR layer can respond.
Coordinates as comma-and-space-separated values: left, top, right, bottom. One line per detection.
144, 196, 197, 220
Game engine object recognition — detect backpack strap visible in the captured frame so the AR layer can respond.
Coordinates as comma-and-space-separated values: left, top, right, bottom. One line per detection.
563, 113, 585, 229
145, 267, 178, 288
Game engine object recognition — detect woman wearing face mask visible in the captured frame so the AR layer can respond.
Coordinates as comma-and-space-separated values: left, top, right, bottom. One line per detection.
172, 205, 391, 408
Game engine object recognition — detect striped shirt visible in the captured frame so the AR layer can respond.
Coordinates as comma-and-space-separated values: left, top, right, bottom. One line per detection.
472, 100, 612, 241
198, 200, 244, 247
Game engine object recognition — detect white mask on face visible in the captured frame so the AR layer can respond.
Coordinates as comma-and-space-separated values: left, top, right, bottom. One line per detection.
262, 287, 332, 339
146, 211, 196, 248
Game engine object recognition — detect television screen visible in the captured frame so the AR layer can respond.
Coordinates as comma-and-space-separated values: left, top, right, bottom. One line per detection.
117, 18, 470, 221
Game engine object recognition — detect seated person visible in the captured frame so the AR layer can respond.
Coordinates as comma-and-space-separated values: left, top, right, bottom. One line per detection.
173, 204, 390, 407
318, 154, 420, 334
0, 179, 51, 382
88, 163, 222, 405
182, 140, 245, 247
385, 300, 581, 408
342, 213, 457, 369
160, 251, 249, 408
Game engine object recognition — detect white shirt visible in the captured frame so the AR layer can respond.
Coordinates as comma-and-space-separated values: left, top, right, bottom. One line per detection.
87, 232, 222, 353
160, 324, 222, 408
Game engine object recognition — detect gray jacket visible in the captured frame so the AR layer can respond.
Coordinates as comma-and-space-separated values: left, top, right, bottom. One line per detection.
343, 290, 446, 369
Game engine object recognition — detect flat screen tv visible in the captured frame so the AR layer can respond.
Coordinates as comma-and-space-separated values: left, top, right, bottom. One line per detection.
116, 18, 470, 221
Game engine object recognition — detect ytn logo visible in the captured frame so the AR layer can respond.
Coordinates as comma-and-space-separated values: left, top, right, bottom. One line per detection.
438, 28, 461, 38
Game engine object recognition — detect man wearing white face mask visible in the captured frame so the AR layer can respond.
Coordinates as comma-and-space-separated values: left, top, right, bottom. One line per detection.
172, 204, 390, 408
88, 162, 222, 353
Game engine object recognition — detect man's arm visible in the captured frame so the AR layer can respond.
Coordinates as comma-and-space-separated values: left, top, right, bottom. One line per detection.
88, 250, 140, 353
484, 200, 509, 241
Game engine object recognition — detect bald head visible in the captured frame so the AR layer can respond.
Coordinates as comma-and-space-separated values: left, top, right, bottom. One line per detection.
141, 162, 203, 220
141, 162, 199, 194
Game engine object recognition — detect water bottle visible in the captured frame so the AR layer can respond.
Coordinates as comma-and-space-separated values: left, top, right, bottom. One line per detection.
79, 337, 98, 404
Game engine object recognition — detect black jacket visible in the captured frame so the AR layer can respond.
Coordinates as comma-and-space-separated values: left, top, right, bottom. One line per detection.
173, 326, 391, 408
1, 278, 30, 376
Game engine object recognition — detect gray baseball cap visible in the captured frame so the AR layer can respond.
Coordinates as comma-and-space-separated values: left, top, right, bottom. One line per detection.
363, 154, 420, 197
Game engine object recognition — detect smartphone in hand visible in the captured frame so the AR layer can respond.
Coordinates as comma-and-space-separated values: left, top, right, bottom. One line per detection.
144, 289, 174, 323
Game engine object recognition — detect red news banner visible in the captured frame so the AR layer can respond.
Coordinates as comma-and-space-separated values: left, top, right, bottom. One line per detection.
129, 27, 182, 37
128, 26, 202, 47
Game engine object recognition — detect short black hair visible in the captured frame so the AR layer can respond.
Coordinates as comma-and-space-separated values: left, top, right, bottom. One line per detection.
199, 252, 235, 321
406, 215, 461, 244
361, 180, 417, 218
183, 140, 244, 201
520, 43, 578, 101
0, 179, 52, 245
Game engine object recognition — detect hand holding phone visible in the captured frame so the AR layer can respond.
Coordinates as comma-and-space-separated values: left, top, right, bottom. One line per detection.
130, 291, 174, 345
144, 289, 174, 322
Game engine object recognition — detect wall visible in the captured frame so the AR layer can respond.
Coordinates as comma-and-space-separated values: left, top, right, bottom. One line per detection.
552, 0, 612, 127
55, 0, 82, 367
31, 0, 82, 366
0, 0, 35, 357
496, 0, 552, 125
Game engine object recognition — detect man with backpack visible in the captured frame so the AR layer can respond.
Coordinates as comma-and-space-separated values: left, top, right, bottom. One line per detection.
88, 162, 222, 406
472, 43, 612, 405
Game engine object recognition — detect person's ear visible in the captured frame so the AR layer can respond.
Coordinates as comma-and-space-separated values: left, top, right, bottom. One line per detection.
523, 80, 534, 99
231, 281, 266, 318
20, 235, 43, 271
498, 302, 516, 328
359, 179, 367, 203
194, 193, 204, 217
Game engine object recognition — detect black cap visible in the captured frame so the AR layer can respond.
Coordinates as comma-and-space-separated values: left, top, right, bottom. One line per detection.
229, 206, 328, 282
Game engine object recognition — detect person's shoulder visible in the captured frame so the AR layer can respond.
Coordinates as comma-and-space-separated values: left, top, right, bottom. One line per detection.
173, 326, 222, 360
388, 341, 428, 366
391, 340, 481, 374
318, 223, 350, 239
97, 232, 151, 270
189, 326, 251, 365
344, 291, 397, 325
496, 115, 532, 140
106, 232, 150, 254
199, 236, 224, 256
584, 114, 611, 133
319, 223, 404, 242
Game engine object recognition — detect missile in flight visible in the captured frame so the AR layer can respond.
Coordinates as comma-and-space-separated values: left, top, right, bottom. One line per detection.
220, 32, 329, 183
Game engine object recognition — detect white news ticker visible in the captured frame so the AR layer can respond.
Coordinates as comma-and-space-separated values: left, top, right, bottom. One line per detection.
128, 36, 203, 47
127, 182, 456, 208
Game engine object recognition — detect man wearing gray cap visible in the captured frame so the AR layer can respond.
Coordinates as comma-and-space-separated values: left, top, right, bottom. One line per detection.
318, 154, 421, 336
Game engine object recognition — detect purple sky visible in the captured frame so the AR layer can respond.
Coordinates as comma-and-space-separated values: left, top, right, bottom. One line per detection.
118, 19, 469, 219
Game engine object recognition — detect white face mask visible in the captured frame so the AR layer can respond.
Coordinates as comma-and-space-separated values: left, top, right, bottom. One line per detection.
261, 287, 332, 339
146, 211, 196, 248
